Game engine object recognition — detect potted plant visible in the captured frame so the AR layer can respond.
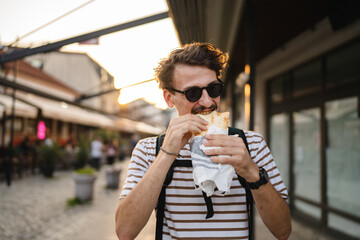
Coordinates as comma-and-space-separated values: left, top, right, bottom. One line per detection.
105, 165, 121, 189
73, 166, 97, 201
38, 143, 62, 178
72, 138, 97, 201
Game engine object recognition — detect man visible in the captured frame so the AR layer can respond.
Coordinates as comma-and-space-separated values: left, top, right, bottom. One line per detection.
115, 43, 291, 240
90, 136, 103, 170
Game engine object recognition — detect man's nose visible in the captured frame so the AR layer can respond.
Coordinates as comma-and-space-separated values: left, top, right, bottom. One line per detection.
198, 89, 213, 107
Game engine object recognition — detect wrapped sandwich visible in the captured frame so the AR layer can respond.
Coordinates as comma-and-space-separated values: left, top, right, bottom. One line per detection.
191, 111, 234, 197
194, 111, 229, 136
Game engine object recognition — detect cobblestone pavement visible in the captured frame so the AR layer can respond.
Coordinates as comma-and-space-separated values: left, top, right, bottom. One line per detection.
0, 164, 116, 240
0, 159, 337, 240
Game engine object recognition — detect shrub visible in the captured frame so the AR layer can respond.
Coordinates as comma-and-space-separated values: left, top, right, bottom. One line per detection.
75, 166, 96, 175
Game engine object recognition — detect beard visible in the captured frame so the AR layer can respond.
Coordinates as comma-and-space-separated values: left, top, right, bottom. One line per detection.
191, 104, 217, 115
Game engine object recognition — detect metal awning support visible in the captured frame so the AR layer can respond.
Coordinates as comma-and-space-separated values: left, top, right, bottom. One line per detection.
0, 11, 168, 63
0, 76, 115, 116
0, 102, 5, 150
75, 79, 155, 102
5, 60, 19, 186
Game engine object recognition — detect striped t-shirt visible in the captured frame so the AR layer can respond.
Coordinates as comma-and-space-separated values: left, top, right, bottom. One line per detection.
119, 130, 288, 240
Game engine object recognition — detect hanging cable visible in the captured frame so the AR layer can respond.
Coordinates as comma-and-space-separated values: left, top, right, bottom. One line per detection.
8, 0, 96, 47
76, 78, 156, 102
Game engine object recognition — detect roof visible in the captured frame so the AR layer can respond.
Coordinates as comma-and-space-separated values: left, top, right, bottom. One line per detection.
2, 58, 79, 96
57, 51, 114, 81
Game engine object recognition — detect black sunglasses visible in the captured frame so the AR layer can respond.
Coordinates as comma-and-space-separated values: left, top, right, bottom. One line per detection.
170, 80, 224, 102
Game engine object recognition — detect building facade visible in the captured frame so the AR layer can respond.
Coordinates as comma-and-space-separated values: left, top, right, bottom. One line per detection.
167, 0, 360, 239
254, 18, 360, 240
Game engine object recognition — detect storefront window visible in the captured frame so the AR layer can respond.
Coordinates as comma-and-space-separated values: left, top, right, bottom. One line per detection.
328, 213, 360, 239
267, 38, 360, 239
270, 74, 290, 103
325, 97, 360, 236
294, 199, 321, 219
270, 113, 290, 187
326, 39, 360, 86
293, 108, 321, 218
293, 60, 321, 97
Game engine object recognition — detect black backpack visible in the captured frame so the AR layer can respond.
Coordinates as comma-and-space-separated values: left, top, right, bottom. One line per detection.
155, 127, 254, 240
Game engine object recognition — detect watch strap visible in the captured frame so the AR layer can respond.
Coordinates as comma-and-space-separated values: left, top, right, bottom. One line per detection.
247, 167, 269, 189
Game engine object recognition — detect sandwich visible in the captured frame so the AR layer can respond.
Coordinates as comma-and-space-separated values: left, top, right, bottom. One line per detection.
194, 111, 229, 136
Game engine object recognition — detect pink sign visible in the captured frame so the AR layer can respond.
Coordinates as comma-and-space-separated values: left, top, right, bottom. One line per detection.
37, 121, 46, 140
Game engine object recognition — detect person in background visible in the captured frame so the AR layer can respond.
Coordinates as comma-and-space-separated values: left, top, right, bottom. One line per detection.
64, 138, 76, 169
19, 135, 31, 156
106, 139, 116, 165
90, 136, 103, 170
44, 131, 53, 147
17, 135, 31, 177
115, 42, 291, 240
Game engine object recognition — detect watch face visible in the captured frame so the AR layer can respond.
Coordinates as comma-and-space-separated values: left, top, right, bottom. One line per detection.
248, 167, 269, 189
261, 168, 269, 181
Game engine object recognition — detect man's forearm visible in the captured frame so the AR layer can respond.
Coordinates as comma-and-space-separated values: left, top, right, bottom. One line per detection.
115, 152, 175, 239
252, 183, 292, 240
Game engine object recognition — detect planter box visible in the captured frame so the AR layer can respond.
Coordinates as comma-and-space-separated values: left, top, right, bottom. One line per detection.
73, 173, 97, 201
105, 166, 122, 189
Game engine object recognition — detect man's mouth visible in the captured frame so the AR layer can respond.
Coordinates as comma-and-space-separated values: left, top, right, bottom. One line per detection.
192, 105, 217, 115
197, 110, 213, 115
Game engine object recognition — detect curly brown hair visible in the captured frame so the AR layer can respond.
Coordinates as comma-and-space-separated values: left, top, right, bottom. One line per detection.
154, 42, 229, 91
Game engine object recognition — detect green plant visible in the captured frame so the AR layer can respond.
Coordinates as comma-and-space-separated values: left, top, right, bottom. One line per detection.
95, 129, 121, 143
66, 197, 85, 207
75, 166, 96, 175
38, 143, 62, 177
75, 137, 89, 169
38, 144, 61, 164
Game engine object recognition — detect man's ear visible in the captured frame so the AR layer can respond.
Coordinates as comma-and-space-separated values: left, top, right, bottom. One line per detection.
163, 89, 175, 108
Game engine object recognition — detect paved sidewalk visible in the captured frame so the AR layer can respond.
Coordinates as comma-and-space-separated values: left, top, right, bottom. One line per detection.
0, 159, 337, 240
0, 162, 124, 240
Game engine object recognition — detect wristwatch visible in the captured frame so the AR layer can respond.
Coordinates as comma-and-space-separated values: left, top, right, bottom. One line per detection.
247, 167, 269, 189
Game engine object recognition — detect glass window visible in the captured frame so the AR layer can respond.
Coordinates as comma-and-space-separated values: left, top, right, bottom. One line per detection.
270, 113, 290, 187
293, 60, 322, 97
328, 213, 360, 239
294, 199, 321, 219
293, 108, 321, 218
325, 97, 360, 218
270, 74, 290, 103
326, 39, 360, 86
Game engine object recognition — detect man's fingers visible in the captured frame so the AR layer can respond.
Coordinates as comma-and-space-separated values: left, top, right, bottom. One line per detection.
163, 114, 209, 152
170, 115, 208, 135
210, 155, 236, 165
204, 135, 244, 148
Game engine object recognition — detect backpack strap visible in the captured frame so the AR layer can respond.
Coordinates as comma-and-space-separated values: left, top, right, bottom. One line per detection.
155, 134, 195, 240
229, 127, 254, 240
155, 134, 166, 240
155, 128, 254, 240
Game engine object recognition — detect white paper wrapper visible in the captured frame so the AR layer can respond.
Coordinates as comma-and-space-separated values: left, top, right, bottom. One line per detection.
191, 125, 235, 197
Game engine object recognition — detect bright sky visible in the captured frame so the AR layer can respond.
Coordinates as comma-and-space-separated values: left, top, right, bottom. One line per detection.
0, 0, 180, 109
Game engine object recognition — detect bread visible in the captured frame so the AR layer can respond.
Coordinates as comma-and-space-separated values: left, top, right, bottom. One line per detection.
195, 111, 229, 136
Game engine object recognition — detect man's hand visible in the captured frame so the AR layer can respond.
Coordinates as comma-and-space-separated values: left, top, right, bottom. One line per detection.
203, 134, 292, 239
162, 114, 208, 156
203, 134, 259, 182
